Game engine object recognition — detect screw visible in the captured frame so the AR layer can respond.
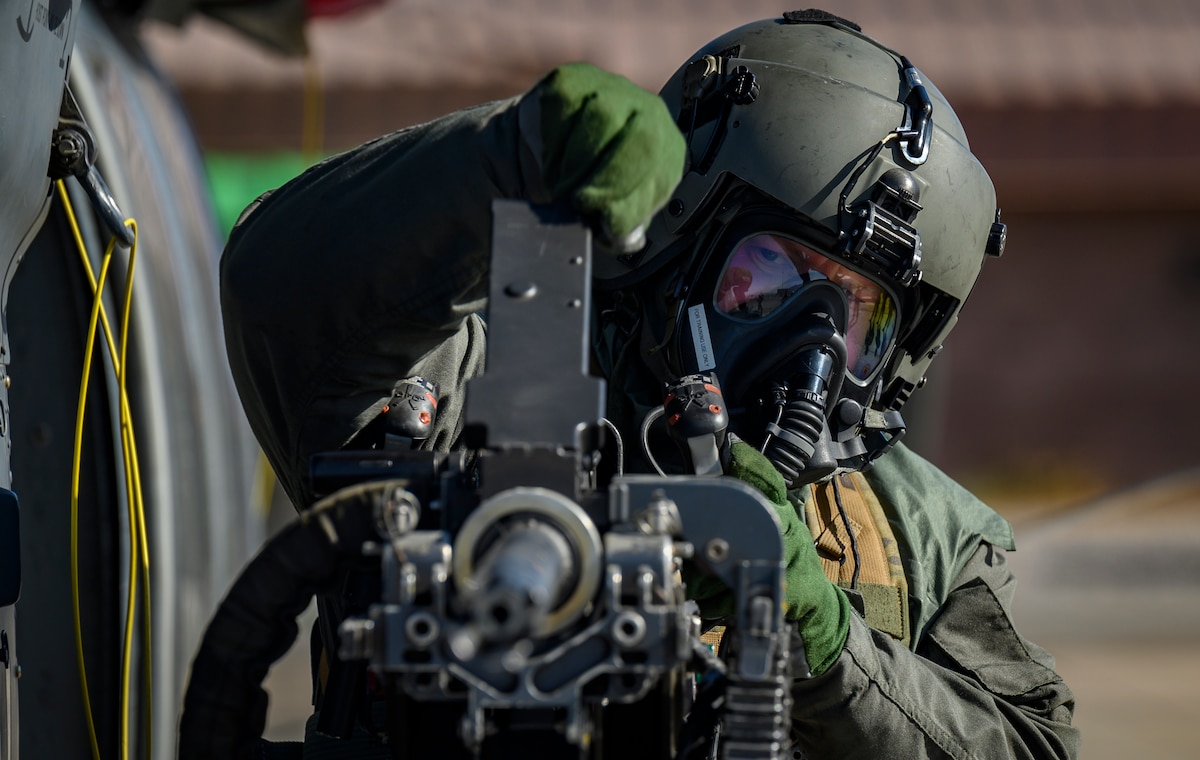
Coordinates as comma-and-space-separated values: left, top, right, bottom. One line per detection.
705, 538, 730, 562
503, 281, 537, 299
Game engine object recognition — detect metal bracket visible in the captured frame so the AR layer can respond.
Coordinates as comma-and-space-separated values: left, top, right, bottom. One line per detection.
48, 86, 134, 247
466, 201, 605, 451
896, 57, 933, 167
843, 201, 923, 288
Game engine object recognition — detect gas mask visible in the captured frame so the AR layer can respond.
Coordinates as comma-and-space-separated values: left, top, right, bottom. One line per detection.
642, 180, 917, 486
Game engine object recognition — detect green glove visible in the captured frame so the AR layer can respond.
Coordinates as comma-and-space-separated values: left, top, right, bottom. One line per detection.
688, 441, 852, 676
533, 62, 686, 250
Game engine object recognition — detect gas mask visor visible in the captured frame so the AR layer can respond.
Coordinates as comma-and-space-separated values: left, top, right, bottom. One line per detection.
713, 232, 899, 382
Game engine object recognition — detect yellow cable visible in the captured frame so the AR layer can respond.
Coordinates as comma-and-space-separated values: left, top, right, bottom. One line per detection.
121, 220, 153, 760
68, 231, 113, 760
115, 218, 145, 760
57, 181, 151, 759
115, 237, 135, 760
56, 182, 128, 368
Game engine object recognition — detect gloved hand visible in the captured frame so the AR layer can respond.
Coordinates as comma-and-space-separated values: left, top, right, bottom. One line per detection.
687, 440, 852, 676
530, 62, 686, 252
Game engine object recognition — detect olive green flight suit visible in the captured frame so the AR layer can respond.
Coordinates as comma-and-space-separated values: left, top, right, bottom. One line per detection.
221, 96, 1079, 759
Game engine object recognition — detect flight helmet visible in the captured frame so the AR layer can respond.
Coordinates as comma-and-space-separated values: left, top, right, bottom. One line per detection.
595, 10, 1006, 485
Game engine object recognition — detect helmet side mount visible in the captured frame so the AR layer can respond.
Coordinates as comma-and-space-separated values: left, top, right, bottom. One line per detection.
840, 168, 924, 289
677, 53, 760, 175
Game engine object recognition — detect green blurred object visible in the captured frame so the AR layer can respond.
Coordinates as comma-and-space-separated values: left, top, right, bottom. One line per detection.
535, 62, 686, 249
689, 441, 852, 676
205, 151, 316, 239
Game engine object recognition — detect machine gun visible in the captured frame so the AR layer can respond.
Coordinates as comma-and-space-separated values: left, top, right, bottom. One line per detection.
179, 202, 801, 759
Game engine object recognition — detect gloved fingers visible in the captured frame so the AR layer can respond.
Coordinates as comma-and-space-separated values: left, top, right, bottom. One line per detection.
725, 440, 849, 673
727, 440, 790, 512
539, 72, 630, 195
533, 62, 686, 248
569, 116, 679, 246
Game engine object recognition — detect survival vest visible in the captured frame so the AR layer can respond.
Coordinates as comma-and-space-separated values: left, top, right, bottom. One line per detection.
701, 470, 910, 653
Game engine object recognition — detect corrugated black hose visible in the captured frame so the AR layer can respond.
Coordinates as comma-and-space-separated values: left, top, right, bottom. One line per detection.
177, 481, 389, 760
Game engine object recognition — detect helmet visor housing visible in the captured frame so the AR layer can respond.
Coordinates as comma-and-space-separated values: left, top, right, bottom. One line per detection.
714, 233, 898, 381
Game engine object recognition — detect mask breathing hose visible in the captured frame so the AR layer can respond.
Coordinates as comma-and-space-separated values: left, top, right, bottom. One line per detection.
760, 346, 835, 487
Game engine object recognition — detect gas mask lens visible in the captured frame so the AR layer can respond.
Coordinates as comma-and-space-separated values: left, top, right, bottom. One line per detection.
714, 233, 898, 380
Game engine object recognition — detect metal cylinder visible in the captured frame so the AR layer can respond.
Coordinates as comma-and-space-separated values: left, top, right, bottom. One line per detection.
453, 487, 604, 641
471, 519, 576, 642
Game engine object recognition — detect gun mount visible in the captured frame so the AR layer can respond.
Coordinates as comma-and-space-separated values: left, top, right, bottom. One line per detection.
179, 202, 798, 759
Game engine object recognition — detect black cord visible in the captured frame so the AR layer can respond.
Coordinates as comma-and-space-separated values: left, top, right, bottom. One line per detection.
836, 136, 894, 238
831, 476, 861, 590
757, 386, 787, 455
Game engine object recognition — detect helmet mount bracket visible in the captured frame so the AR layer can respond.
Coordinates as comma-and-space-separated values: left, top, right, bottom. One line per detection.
842, 196, 923, 289
897, 57, 933, 166
678, 55, 759, 175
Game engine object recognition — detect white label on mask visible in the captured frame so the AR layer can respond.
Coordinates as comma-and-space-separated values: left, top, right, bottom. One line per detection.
689, 304, 716, 371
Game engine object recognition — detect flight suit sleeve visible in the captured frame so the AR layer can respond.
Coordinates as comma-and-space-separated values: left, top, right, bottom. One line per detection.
220, 97, 548, 509
790, 542, 1080, 759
